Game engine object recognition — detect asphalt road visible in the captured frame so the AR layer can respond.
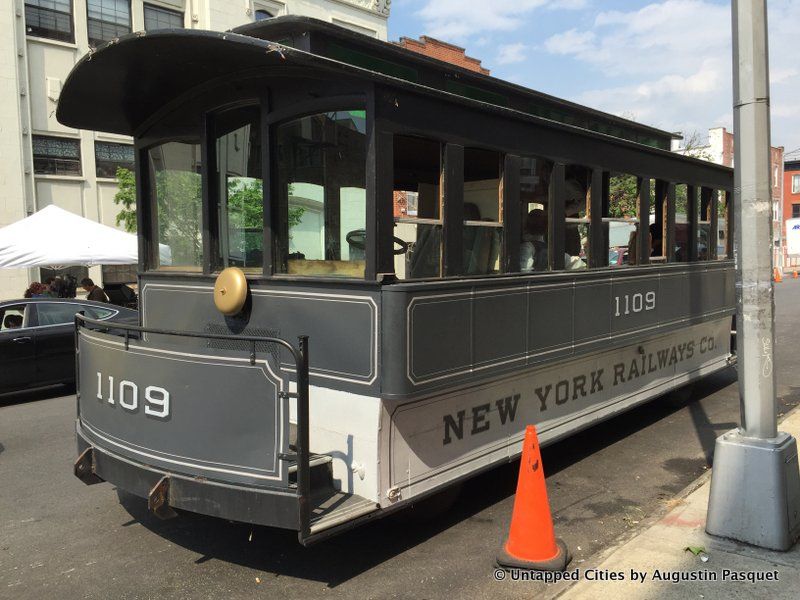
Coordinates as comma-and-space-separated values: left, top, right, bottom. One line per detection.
3, 281, 800, 599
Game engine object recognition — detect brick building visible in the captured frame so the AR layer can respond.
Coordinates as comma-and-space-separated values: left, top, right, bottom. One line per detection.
784, 154, 800, 264
394, 35, 490, 75
390, 36, 490, 219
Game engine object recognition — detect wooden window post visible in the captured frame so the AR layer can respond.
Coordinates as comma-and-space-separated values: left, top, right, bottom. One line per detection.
549, 163, 566, 270
442, 143, 464, 276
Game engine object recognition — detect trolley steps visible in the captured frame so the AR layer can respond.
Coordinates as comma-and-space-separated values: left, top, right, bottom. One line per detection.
287, 453, 334, 494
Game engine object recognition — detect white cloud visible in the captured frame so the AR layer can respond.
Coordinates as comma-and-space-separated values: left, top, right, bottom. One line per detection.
415, 0, 583, 43
544, 28, 596, 55
548, 0, 589, 8
496, 43, 528, 65
545, 1, 730, 76
541, 0, 800, 150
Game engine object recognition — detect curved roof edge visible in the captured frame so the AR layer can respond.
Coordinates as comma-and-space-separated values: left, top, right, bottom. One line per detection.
56, 29, 300, 135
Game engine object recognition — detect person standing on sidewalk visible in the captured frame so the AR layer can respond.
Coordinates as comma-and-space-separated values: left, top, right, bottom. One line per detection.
80, 278, 109, 303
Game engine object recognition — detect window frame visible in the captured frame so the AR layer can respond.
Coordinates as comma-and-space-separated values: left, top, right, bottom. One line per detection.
793, 174, 800, 195
208, 101, 265, 274
461, 147, 504, 277
86, 0, 132, 48
271, 107, 370, 279
94, 141, 135, 178
24, 0, 75, 43
144, 139, 205, 272
391, 134, 446, 280
254, 9, 274, 21
143, 3, 184, 31
32, 134, 82, 176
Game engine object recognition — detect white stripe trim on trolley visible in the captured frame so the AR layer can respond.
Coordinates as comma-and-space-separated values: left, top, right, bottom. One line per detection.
81, 421, 283, 481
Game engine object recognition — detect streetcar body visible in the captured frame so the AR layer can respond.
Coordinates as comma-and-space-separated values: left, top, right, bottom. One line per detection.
58, 17, 735, 544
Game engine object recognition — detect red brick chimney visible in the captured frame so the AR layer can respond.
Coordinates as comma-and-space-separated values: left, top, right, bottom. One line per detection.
395, 35, 490, 75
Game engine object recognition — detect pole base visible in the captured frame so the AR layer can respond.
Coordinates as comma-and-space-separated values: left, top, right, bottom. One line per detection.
496, 538, 571, 572
707, 429, 800, 551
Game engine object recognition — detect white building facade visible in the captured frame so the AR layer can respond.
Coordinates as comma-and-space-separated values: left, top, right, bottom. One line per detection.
0, 0, 390, 300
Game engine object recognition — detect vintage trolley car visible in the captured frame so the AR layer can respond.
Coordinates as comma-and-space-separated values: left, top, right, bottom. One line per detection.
57, 17, 735, 544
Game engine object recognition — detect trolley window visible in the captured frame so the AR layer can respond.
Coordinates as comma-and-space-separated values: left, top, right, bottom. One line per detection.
519, 156, 553, 272
674, 184, 690, 262
605, 172, 640, 267
564, 166, 590, 270
215, 106, 263, 273
393, 136, 443, 279
148, 142, 203, 271
463, 148, 502, 276
650, 180, 667, 263
276, 110, 367, 278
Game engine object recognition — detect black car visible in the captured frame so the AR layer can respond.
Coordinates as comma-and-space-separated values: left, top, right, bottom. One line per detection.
0, 298, 138, 395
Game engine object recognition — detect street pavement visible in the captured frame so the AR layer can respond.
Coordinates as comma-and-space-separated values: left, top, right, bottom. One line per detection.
561, 405, 800, 599
2, 280, 800, 599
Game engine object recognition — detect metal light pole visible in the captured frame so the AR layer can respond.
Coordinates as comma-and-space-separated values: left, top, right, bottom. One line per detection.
706, 0, 800, 551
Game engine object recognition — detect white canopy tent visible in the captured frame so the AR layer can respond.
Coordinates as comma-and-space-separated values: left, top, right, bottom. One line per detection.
0, 205, 170, 269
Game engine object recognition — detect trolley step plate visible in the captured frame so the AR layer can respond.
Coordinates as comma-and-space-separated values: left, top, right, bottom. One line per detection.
288, 454, 334, 495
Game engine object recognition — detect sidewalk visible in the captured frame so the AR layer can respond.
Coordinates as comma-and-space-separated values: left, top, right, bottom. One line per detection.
560, 408, 800, 599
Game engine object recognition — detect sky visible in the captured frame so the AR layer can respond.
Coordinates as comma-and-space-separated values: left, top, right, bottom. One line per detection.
388, 0, 800, 156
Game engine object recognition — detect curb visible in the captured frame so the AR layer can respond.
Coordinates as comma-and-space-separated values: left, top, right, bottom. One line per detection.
554, 400, 800, 597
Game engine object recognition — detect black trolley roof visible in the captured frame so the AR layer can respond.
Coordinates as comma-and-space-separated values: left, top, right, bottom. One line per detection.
57, 16, 679, 152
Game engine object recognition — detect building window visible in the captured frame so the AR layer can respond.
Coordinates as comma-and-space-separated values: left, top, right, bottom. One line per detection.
86, 0, 131, 48
254, 9, 274, 21
32, 135, 81, 176
95, 141, 134, 178
25, 0, 74, 43
793, 174, 800, 195
144, 4, 183, 31
792, 204, 800, 219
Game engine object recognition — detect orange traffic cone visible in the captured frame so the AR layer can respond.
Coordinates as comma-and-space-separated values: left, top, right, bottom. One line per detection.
793, 270, 798, 279
497, 425, 571, 571
774, 268, 782, 283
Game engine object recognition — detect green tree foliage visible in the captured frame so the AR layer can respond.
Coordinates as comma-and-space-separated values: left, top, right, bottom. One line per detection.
113, 168, 305, 265
608, 173, 639, 218
155, 169, 203, 266
226, 179, 264, 229
225, 179, 305, 230
113, 167, 137, 233
113, 166, 203, 264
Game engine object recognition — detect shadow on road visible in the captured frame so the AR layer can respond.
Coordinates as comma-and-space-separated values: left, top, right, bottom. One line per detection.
112, 369, 743, 588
